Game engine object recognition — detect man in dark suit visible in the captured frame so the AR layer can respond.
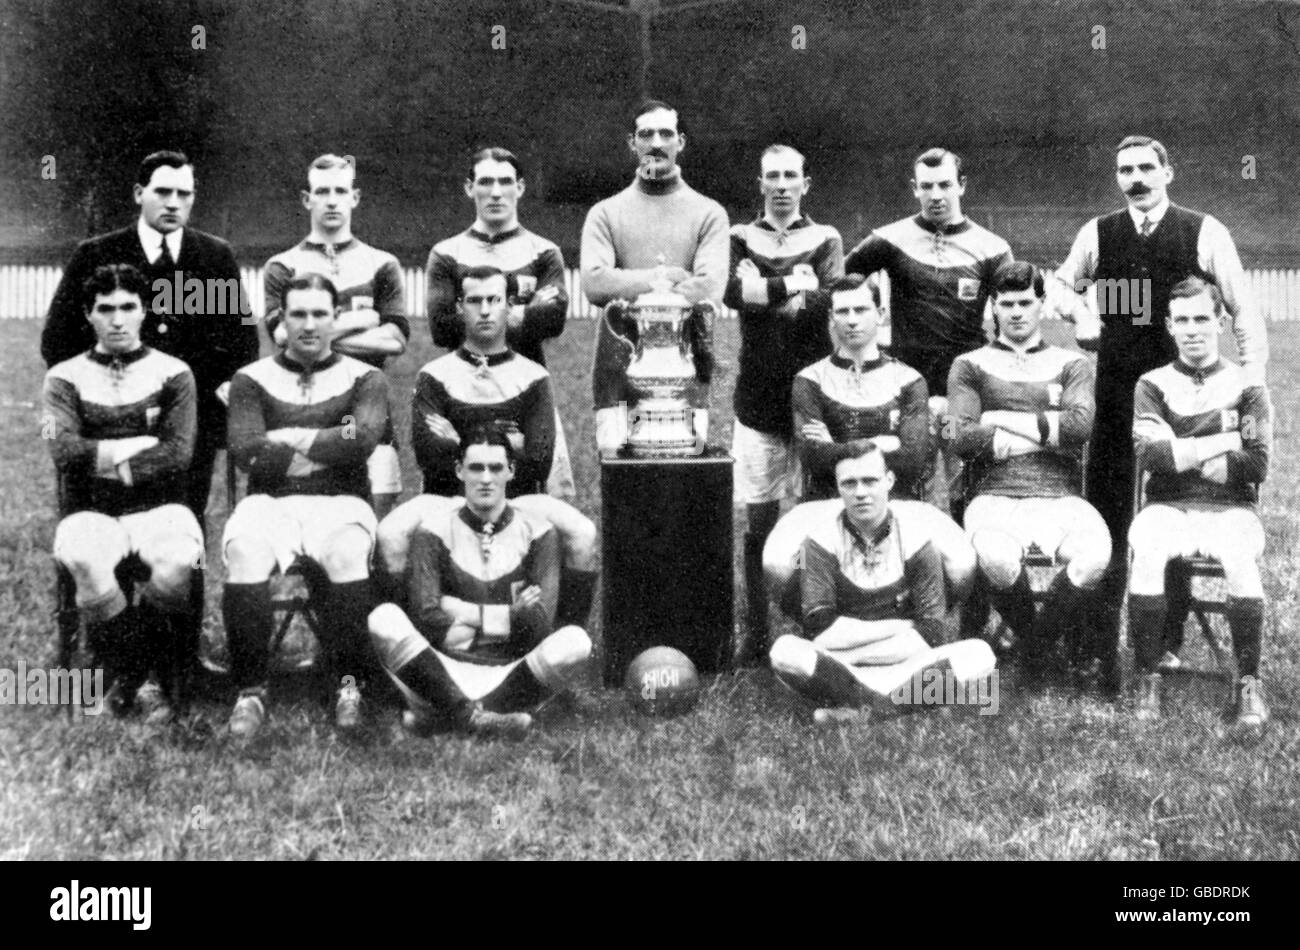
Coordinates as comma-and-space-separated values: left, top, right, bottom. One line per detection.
41, 150, 258, 530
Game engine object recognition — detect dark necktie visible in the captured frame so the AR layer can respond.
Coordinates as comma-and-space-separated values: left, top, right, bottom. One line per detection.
158, 237, 176, 270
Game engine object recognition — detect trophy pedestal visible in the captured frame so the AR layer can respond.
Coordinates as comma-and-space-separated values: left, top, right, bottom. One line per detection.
600, 451, 735, 686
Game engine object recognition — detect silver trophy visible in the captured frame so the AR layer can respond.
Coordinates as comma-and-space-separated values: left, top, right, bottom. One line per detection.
593, 262, 715, 458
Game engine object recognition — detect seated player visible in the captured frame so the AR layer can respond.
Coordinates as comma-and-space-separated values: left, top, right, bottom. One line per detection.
377, 266, 597, 631
949, 261, 1110, 683
768, 444, 995, 724
793, 274, 931, 500
222, 273, 390, 739
368, 428, 593, 737
263, 154, 409, 518
45, 264, 200, 724
778, 275, 972, 609
1129, 275, 1271, 734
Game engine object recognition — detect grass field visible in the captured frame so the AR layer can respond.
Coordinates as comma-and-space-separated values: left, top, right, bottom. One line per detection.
2, 314, 1298, 861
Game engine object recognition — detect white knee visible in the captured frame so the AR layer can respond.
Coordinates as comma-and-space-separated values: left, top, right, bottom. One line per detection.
938, 639, 998, 682
142, 537, 201, 605
319, 525, 372, 582
769, 634, 818, 680
1058, 532, 1110, 589
224, 536, 276, 583
368, 603, 426, 671
525, 625, 593, 688
970, 529, 1023, 590
1128, 546, 1172, 596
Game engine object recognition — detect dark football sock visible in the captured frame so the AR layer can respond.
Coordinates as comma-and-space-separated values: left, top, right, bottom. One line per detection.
135, 595, 179, 686
88, 602, 145, 688
319, 579, 379, 690
480, 660, 549, 713
1035, 570, 1090, 665
555, 568, 598, 629
372, 563, 407, 611
1127, 593, 1167, 675
778, 651, 869, 709
989, 568, 1035, 641
395, 648, 474, 724
1226, 596, 1264, 678
1162, 562, 1191, 656
222, 581, 271, 691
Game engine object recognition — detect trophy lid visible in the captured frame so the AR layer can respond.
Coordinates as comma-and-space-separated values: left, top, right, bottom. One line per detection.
634, 273, 690, 310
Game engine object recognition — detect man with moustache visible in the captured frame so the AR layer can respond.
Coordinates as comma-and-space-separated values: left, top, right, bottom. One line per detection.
1052, 135, 1268, 688
583, 99, 729, 455
42, 150, 257, 530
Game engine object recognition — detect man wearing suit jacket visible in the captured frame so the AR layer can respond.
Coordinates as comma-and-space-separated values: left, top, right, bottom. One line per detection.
41, 150, 258, 530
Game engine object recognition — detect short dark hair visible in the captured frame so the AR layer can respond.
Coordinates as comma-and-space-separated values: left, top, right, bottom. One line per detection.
1116, 135, 1170, 168
136, 150, 191, 187
467, 147, 524, 182
632, 99, 683, 135
828, 273, 882, 308
82, 264, 150, 312
991, 261, 1045, 299
458, 424, 516, 467
458, 265, 509, 300
281, 273, 339, 311
1168, 275, 1224, 316
914, 147, 962, 178
834, 441, 889, 476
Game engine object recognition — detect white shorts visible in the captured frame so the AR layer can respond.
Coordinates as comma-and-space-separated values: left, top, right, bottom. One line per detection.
367, 444, 402, 496
222, 494, 377, 574
732, 419, 800, 505
1129, 504, 1265, 565
964, 494, 1110, 556
54, 503, 203, 569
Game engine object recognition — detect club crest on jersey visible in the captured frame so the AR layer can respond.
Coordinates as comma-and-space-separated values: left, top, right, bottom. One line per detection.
1222, 409, 1239, 431
957, 277, 980, 301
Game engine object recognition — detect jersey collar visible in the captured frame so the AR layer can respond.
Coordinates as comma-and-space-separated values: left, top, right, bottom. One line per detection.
459, 503, 515, 534
88, 345, 149, 367
302, 237, 358, 254
913, 214, 970, 237
830, 351, 886, 372
1173, 356, 1223, 382
840, 507, 894, 551
275, 350, 341, 374
992, 335, 1048, 354
466, 225, 522, 245
456, 346, 514, 367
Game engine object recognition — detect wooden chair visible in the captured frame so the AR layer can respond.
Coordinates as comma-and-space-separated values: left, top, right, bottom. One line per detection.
1127, 469, 1233, 677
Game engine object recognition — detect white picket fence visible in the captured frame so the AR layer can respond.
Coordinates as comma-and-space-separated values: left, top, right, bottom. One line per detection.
1, 263, 1297, 323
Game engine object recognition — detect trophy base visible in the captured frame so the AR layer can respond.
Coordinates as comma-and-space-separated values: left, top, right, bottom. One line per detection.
626, 442, 703, 459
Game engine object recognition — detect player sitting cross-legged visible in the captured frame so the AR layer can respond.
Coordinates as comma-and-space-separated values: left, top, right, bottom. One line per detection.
949, 261, 1110, 685
45, 264, 200, 724
376, 266, 598, 633
1128, 275, 1272, 735
222, 273, 391, 739
768, 444, 995, 725
368, 428, 593, 738
769, 274, 974, 617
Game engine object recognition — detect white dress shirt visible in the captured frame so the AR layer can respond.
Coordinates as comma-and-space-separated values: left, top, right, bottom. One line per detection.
138, 218, 183, 265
